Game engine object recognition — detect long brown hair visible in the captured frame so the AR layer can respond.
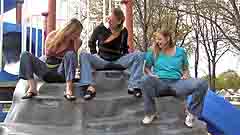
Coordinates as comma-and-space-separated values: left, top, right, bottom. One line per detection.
152, 30, 174, 58
46, 18, 83, 49
112, 8, 125, 32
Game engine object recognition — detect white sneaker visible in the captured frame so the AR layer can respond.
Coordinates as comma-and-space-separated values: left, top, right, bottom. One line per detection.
185, 112, 195, 128
142, 114, 157, 125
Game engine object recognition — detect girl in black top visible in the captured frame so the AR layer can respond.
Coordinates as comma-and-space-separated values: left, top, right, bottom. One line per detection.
88, 22, 128, 61
79, 8, 145, 100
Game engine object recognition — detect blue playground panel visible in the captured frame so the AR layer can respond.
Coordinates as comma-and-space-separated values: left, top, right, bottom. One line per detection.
0, 112, 7, 122
3, 22, 43, 57
0, 0, 16, 13
189, 90, 240, 135
0, 103, 11, 122
206, 121, 224, 135
0, 22, 44, 82
0, 70, 18, 82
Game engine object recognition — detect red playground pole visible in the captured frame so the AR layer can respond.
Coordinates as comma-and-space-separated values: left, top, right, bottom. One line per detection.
121, 0, 134, 52
16, 0, 24, 24
47, 0, 56, 34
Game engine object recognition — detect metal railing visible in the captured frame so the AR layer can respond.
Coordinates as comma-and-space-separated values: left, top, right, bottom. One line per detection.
23, 14, 45, 57
0, 1, 45, 71
0, 0, 4, 71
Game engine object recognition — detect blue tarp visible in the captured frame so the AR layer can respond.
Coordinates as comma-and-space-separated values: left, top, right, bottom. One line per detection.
189, 90, 240, 135
0, 0, 16, 13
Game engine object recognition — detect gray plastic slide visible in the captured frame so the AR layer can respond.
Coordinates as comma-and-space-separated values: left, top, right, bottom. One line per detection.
1, 71, 207, 135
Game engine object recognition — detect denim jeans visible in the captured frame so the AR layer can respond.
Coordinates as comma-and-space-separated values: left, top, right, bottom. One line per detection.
141, 76, 208, 117
79, 52, 145, 89
19, 51, 77, 82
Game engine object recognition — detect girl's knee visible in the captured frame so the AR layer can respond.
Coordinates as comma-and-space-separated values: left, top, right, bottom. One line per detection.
134, 52, 145, 61
142, 75, 153, 84
21, 51, 31, 58
194, 79, 208, 94
199, 80, 208, 92
64, 51, 76, 58
141, 76, 157, 92
63, 51, 77, 64
79, 52, 90, 60
137, 52, 145, 58
20, 51, 32, 61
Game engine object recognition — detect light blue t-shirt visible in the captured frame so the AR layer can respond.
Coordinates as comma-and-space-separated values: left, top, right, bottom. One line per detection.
145, 47, 189, 79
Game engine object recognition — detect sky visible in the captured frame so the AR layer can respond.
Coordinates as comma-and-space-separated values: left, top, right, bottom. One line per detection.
3, 0, 240, 77
189, 49, 240, 77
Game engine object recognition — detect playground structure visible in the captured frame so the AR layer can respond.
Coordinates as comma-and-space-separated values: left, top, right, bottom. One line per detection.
0, 0, 45, 74
0, 0, 134, 72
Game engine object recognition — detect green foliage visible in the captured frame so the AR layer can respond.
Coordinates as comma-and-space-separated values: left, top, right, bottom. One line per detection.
201, 70, 240, 91
215, 70, 240, 91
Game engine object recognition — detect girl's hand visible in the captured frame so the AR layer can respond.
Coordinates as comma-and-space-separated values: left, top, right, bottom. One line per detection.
181, 74, 188, 80
144, 67, 159, 78
74, 38, 82, 52
181, 65, 189, 80
149, 73, 159, 79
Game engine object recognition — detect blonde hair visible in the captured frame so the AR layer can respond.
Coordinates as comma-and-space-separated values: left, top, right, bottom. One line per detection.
46, 18, 83, 49
152, 30, 174, 58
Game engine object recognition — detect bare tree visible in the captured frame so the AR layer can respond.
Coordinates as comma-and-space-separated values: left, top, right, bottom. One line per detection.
133, 0, 191, 51
165, 0, 240, 52
190, 14, 200, 78
192, 3, 230, 89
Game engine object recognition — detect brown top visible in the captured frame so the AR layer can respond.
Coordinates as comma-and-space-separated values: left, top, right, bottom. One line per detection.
45, 31, 81, 58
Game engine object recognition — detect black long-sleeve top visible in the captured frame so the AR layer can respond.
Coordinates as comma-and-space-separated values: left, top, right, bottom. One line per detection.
88, 23, 129, 61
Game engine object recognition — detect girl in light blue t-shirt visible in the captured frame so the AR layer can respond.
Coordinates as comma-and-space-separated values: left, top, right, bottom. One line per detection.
141, 31, 208, 128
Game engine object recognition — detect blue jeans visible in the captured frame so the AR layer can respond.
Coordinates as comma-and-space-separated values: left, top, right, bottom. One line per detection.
19, 51, 77, 82
141, 76, 208, 117
79, 52, 145, 89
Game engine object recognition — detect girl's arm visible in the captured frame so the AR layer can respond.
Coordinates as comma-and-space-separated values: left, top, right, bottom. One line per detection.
89, 24, 102, 54
181, 65, 190, 80
144, 67, 152, 75
121, 28, 129, 54
144, 66, 159, 78
181, 48, 190, 80
74, 38, 82, 52
144, 49, 159, 78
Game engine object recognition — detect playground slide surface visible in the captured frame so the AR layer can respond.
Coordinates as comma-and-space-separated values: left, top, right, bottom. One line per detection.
2, 71, 207, 135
